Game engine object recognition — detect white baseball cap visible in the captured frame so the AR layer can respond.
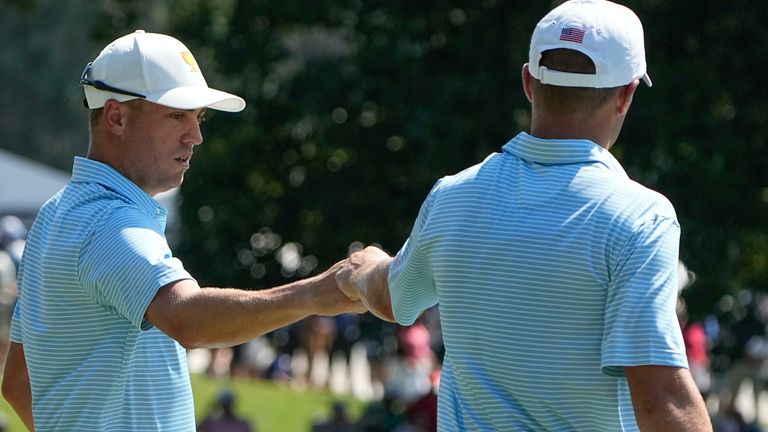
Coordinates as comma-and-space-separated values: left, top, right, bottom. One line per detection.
81, 30, 245, 112
528, 0, 652, 88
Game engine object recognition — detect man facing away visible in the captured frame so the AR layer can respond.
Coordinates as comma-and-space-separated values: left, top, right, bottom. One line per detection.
1, 30, 364, 431
337, 1, 712, 430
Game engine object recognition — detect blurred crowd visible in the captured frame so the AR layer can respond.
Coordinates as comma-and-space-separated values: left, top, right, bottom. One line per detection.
3, 215, 768, 431
194, 261, 768, 432
0, 216, 25, 431
0, 215, 26, 371
193, 309, 443, 432
680, 286, 768, 432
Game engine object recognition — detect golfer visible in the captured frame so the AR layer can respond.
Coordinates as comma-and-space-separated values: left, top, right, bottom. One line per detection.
2, 30, 364, 431
337, 1, 712, 430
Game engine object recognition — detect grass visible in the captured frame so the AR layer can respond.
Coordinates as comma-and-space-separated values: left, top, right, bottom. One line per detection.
191, 374, 366, 431
0, 374, 367, 431
0, 394, 22, 432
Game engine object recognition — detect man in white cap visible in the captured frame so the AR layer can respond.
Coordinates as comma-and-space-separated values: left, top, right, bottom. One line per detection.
336, 1, 712, 430
1, 30, 364, 431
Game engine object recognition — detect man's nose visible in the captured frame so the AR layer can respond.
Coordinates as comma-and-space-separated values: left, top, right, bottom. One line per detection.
185, 120, 203, 146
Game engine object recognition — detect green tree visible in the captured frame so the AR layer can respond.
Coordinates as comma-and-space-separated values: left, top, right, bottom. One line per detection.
6, 0, 768, 320
168, 0, 545, 290
170, 0, 768, 320
620, 0, 768, 316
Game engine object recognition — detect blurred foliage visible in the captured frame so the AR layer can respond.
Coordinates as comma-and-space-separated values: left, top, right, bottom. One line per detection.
3, 0, 768, 319
169, 0, 539, 291
0, 0, 37, 11
0, 1, 93, 169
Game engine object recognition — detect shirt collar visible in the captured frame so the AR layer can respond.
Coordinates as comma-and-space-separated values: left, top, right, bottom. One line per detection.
502, 132, 628, 178
70, 156, 168, 225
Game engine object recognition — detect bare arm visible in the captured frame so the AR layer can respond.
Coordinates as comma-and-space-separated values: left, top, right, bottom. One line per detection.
146, 260, 365, 349
2, 342, 34, 431
336, 246, 395, 322
625, 365, 712, 431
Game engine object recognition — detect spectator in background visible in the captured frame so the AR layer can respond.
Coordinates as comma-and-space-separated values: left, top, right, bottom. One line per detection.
231, 336, 279, 380
711, 402, 765, 432
381, 323, 436, 404
712, 289, 768, 427
0, 249, 14, 369
207, 347, 235, 378
417, 307, 443, 363
356, 389, 408, 432
404, 369, 439, 432
296, 315, 337, 388
682, 312, 712, 397
198, 389, 253, 432
331, 313, 362, 366
311, 401, 361, 432
0, 216, 27, 269
337, 1, 711, 430
676, 261, 712, 398
0, 215, 24, 370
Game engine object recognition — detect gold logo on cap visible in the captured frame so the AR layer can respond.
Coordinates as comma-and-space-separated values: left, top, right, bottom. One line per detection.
181, 51, 199, 72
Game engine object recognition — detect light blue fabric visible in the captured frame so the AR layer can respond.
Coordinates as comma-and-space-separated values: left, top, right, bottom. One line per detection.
10, 156, 195, 431
388, 132, 688, 431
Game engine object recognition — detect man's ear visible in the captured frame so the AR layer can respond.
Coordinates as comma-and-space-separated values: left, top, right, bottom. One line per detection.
102, 99, 127, 135
522, 63, 534, 103
616, 80, 640, 115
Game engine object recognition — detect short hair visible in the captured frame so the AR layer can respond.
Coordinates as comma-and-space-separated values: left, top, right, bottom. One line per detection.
88, 99, 144, 129
89, 108, 103, 128
531, 49, 621, 116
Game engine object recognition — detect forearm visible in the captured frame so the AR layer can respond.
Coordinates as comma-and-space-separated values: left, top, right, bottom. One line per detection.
183, 284, 318, 348
626, 366, 712, 432
637, 410, 711, 431
8, 398, 33, 431
11, 395, 34, 431
148, 268, 362, 349
2, 342, 34, 431
633, 397, 711, 432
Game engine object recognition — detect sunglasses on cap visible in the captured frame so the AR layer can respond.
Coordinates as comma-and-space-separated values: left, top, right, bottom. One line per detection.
79, 62, 146, 107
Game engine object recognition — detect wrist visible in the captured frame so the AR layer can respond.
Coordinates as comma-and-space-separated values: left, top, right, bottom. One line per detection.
301, 268, 337, 310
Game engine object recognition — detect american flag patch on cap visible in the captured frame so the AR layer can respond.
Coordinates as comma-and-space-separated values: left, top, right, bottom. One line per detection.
560, 27, 585, 43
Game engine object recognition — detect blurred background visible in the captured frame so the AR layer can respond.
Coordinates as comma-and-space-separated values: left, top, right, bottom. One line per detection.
1, 0, 768, 430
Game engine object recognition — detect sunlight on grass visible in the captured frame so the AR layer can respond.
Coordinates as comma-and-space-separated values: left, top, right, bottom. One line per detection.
0, 374, 366, 431
192, 374, 366, 431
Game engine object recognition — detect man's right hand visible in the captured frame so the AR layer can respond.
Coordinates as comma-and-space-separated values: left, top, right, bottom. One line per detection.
336, 246, 395, 321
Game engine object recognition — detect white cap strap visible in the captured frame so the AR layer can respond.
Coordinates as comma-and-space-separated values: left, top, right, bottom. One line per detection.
537, 66, 651, 88
538, 66, 603, 88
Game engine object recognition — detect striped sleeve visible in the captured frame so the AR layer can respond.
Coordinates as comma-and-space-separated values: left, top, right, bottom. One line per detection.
9, 248, 27, 343
601, 202, 688, 376
388, 181, 441, 325
79, 205, 193, 331
9, 292, 21, 343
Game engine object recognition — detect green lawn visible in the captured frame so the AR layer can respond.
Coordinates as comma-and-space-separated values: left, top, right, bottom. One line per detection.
0, 374, 367, 431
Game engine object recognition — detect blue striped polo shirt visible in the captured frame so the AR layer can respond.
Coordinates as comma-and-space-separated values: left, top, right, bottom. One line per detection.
388, 132, 688, 431
10, 157, 195, 431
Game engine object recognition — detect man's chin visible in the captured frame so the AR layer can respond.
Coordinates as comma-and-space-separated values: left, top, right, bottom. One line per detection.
150, 178, 183, 197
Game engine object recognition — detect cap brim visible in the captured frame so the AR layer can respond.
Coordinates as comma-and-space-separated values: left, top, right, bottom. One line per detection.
641, 73, 652, 87
148, 86, 246, 112
83, 87, 140, 109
